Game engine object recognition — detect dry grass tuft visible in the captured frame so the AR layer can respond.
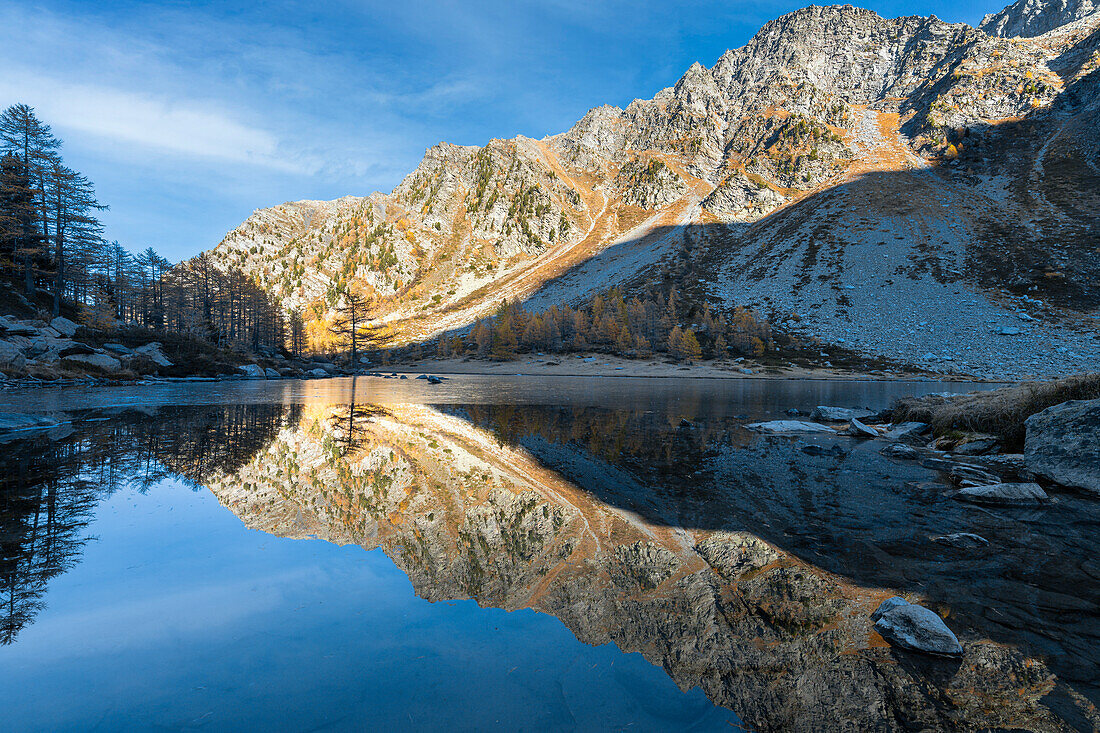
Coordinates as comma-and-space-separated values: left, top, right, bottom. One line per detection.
891, 373, 1100, 449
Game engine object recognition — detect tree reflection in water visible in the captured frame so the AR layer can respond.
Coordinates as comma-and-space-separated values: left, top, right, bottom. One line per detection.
2, 397, 1097, 732
0, 403, 300, 644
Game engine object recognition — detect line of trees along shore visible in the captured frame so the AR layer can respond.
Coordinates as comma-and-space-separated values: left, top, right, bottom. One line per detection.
0, 104, 285, 349
411, 287, 773, 363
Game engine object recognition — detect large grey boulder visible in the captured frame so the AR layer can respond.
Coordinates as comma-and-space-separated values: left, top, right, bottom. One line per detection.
954, 482, 1048, 506
0, 316, 38, 337
62, 352, 121, 371
884, 422, 929, 443
263, 367, 281, 379
238, 364, 266, 379
0, 340, 26, 370
872, 597, 963, 656
49, 316, 80, 337
810, 406, 874, 421
134, 342, 173, 367
746, 420, 836, 434
1025, 399, 1100, 496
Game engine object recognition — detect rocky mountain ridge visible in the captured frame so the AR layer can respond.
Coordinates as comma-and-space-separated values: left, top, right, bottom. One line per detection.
209, 0, 1100, 377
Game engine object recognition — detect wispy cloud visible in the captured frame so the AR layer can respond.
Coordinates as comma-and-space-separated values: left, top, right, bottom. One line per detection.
0, 70, 311, 173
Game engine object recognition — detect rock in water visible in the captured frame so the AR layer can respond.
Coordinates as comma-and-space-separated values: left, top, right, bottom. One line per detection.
1025, 399, 1100, 496
810, 406, 875, 421
264, 368, 281, 379
881, 443, 919, 459
954, 482, 1049, 506
873, 598, 963, 656
746, 420, 837, 434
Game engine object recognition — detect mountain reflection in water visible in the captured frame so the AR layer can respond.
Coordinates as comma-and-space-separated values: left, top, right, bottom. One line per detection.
2, 390, 1098, 732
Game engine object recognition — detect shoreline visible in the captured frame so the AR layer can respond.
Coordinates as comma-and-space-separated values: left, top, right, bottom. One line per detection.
376, 353, 988, 383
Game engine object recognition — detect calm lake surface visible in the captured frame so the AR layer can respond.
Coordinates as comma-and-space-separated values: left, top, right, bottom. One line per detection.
2, 376, 1097, 731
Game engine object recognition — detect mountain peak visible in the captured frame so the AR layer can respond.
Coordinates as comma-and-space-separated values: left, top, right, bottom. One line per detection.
980, 0, 1097, 37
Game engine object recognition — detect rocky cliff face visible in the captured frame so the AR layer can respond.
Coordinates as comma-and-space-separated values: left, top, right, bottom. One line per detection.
203, 401, 1099, 732
981, 0, 1097, 37
210, 0, 1100, 377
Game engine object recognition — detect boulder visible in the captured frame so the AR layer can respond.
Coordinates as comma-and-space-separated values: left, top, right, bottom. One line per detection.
134, 342, 172, 367
872, 598, 963, 656
62, 353, 121, 371
1025, 399, 1100, 496
849, 418, 878, 437
102, 343, 134, 356
49, 316, 80, 337
810, 406, 875, 421
0, 317, 38, 337
58, 342, 95, 357
0, 340, 26, 370
746, 420, 836, 434
881, 443, 919, 459
264, 367, 281, 379
885, 421, 929, 443
309, 368, 327, 377
239, 364, 266, 379
427, 375, 443, 384
952, 436, 1000, 456
954, 482, 1048, 506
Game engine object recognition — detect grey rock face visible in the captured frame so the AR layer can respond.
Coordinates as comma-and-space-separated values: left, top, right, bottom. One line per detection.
981, 0, 1096, 37
239, 364, 266, 379
1025, 399, 1100, 496
954, 482, 1049, 505
931, 532, 990, 549
873, 598, 964, 656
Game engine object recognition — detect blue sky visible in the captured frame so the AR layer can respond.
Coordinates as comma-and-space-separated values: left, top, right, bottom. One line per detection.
1, 0, 1008, 261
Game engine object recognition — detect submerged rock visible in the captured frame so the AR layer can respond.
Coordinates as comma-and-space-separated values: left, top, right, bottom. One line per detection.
746, 420, 836, 434
810, 406, 874, 421
954, 482, 1049, 506
1025, 398, 1100, 496
801, 444, 847, 457
873, 597, 963, 656
0, 413, 59, 433
931, 532, 990, 549
881, 443, 919, 459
